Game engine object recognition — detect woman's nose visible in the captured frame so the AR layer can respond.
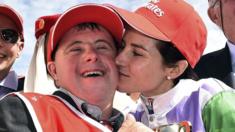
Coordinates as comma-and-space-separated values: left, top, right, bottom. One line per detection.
116, 51, 128, 66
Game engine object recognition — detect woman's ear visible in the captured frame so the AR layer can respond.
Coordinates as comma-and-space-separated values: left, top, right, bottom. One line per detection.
47, 61, 60, 87
166, 60, 188, 80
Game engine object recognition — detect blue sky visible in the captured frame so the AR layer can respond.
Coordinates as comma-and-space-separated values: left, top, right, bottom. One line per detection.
1, 0, 226, 75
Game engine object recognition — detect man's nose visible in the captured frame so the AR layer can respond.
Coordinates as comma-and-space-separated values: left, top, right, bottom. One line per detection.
84, 48, 98, 63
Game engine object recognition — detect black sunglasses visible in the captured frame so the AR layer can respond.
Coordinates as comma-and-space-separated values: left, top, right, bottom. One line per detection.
0, 28, 20, 44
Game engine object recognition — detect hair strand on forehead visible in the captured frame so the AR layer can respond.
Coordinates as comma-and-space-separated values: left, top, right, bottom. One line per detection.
75, 22, 101, 31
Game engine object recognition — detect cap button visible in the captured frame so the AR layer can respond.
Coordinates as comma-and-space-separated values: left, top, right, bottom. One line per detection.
36, 18, 45, 32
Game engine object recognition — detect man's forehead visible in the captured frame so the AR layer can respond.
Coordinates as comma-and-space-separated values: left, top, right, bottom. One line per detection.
60, 26, 115, 46
72, 23, 110, 34
71, 25, 113, 39
65, 25, 113, 37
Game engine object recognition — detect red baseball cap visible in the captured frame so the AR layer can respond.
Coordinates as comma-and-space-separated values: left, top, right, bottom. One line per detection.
108, 0, 207, 68
47, 3, 124, 62
0, 4, 23, 36
35, 14, 61, 39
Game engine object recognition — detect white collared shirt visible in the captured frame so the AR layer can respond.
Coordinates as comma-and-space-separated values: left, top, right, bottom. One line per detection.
0, 70, 18, 90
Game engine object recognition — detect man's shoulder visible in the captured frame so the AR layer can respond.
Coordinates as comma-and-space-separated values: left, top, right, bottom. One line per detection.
20, 92, 59, 104
0, 92, 47, 105
0, 93, 37, 132
0, 92, 56, 106
0, 93, 23, 106
0, 93, 30, 123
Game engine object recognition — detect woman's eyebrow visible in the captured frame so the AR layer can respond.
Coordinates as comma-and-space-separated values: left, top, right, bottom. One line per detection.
131, 43, 147, 51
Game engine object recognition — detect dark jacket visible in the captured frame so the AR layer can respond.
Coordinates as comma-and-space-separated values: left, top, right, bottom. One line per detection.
0, 76, 25, 98
194, 44, 235, 88
0, 95, 36, 132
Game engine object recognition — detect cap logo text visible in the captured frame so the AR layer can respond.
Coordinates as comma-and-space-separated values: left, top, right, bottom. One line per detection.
145, 2, 164, 17
150, 0, 160, 3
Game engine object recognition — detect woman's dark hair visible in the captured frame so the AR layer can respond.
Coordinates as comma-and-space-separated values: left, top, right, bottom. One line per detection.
51, 22, 118, 60
155, 40, 199, 85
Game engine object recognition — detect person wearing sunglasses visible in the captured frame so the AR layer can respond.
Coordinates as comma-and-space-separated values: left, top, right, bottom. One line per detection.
0, 4, 24, 98
195, 0, 235, 88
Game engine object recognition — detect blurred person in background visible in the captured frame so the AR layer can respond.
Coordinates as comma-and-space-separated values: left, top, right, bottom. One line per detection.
195, 0, 235, 88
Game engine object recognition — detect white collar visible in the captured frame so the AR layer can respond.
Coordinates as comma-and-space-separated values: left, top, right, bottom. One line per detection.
140, 79, 199, 116
58, 88, 103, 120
227, 41, 235, 72
0, 70, 18, 90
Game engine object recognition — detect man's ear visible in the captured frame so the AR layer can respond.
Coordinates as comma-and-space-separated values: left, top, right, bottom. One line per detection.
166, 60, 188, 80
208, 7, 220, 25
47, 61, 61, 87
47, 61, 58, 82
16, 42, 24, 58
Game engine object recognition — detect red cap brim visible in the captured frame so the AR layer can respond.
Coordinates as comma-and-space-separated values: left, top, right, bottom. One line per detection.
107, 4, 170, 42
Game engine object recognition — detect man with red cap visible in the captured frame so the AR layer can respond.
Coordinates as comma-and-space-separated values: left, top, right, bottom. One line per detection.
0, 4, 24, 98
195, 0, 235, 88
0, 3, 125, 132
24, 14, 135, 113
